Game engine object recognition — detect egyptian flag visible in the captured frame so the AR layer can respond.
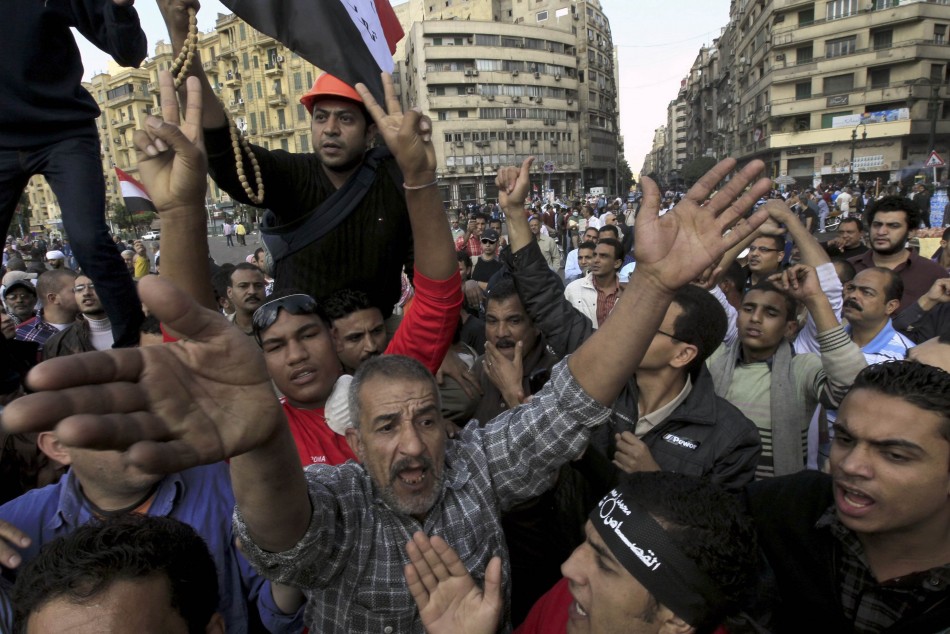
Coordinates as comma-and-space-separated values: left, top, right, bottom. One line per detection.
115, 167, 157, 214
221, 0, 404, 103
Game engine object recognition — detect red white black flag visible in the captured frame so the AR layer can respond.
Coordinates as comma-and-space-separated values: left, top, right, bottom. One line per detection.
114, 167, 157, 215
220, 0, 405, 103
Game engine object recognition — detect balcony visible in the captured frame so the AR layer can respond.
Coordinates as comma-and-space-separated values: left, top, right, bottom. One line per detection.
147, 81, 159, 94
264, 62, 283, 77
218, 43, 237, 58
224, 71, 243, 87
263, 124, 293, 138
202, 60, 217, 72
267, 92, 288, 107
113, 117, 136, 130
227, 99, 245, 115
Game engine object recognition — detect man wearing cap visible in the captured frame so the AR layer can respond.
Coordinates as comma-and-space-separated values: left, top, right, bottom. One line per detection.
159, 0, 413, 320
469, 228, 504, 290
401, 472, 759, 634
2, 273, 37, 326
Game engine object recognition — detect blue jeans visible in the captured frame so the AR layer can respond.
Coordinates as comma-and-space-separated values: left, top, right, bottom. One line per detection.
0, 133, 143, 347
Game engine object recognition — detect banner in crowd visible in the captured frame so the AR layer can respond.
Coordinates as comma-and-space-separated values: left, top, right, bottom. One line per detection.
220, 0, 405, 103
114, 167, 156, 215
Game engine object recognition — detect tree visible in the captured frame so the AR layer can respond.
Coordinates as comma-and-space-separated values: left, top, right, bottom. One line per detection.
681, 157, 718, 187
617, 158, 634, 195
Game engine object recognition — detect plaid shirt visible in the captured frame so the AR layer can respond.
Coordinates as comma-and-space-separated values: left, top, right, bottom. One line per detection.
234, 359, 609, 633
816, 507, 950, 631
15, 316, 61, 350
594, 277, 621, 327
466, 233, 484, 257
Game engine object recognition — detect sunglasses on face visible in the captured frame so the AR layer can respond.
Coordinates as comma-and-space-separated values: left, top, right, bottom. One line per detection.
252, 293, 319, 342
481, 238, 497, 245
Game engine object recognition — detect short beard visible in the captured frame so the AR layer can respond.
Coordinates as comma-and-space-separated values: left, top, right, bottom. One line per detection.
873, 230, 909, 256
376, 455, 444, 517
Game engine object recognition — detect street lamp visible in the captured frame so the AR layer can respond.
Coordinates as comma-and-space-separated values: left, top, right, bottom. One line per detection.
849, 122, 867, 186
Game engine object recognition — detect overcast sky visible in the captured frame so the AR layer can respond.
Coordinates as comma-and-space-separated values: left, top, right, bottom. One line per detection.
77, 0, 731, 178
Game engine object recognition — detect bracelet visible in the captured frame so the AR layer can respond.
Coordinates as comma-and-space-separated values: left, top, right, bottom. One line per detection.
403, 179, 439, 191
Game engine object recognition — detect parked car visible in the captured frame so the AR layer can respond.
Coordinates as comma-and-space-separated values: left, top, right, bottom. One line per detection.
141, 230, 160, 241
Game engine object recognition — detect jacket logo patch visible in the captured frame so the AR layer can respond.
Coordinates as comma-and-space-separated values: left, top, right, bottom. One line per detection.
662, 433, 699, 450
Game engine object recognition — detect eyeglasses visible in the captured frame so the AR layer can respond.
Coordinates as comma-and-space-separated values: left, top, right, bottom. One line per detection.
481, 239, 497, 245
656, 329, 681, 342
747, 245, 780, 254
251, 293, 319, 342
73, 283, 95, 293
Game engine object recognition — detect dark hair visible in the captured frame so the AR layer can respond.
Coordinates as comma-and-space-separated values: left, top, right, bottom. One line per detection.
850, 361, 950, 438
211, 269, 232, 307
13, 515, 219, 633
253, 247, 265, 260
227, 262, 263, 287
597, 237, 624, 262
255, 288, 329, 336
578, 241, 597, 252
36, 269, 77, 299
484, 277, 525, 311
753, 234, 785, 252
942, 227, 950, 242
617, 473, 758, 632
322, 288, 379, 323
745, 281, 798, 322
598, 224, 620, 240
839, 217, 864, 232
831, 258, 856, 284
865, 195, 921, 230
671, 286, 727, 377
456, 250, 472, 269
348, 354, 440, 428
720, 262, 746, 291
865, 266, 903, 305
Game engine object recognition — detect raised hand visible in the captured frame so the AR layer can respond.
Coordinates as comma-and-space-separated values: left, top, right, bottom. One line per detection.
1, 277, 284, 474
404, 532, 502, 634
355, 73, 435, 182
132, 72, 207, 214
635, 158, 772, 294
768, 263, 823, 302
496, 157, 534, 213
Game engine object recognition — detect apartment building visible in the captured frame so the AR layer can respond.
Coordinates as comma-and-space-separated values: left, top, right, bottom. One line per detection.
396, 0, 620, 207
655, 0, 950, 189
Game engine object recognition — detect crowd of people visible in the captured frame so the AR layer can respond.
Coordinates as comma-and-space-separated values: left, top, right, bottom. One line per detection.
1, 1, 949, 633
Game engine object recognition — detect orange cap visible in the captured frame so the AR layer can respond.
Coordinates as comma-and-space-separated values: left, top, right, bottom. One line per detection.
300, 72, 363, 114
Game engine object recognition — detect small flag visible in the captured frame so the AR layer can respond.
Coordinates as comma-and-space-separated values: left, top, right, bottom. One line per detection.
115, 167, 157, 214
220, 0, 405, 104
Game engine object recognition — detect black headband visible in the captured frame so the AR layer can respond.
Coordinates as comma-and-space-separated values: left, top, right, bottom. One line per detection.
590, 488, 726, 627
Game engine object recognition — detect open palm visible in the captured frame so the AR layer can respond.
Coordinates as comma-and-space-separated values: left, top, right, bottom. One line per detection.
635, 159, 772, 293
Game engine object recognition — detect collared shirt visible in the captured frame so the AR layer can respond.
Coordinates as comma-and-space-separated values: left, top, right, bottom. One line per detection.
0, 464, 301, 633
466, 233, 484, 257
234, 360, 610, 633
850, 250, 947, 316
594, 276, 621, 327
15, 315, 67, 350
851, 319, 914, 366
634, 376, 693, 437
816, 506, 950, 632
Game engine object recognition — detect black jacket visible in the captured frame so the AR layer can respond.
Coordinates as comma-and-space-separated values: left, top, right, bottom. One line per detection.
745, 472, 950, 633
504, 241, 761, 491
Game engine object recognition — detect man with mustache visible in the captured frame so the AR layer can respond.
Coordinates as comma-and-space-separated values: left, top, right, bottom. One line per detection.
842, 267, 915, 364
43, 275, 113, 358
850, 196, 945, 315
226, 263, 266, 336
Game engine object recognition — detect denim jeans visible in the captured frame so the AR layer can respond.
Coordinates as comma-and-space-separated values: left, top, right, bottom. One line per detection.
0, 133, 143, 347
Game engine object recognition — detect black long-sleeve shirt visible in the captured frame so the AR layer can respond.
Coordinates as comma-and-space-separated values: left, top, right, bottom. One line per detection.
0, 0, 146, 149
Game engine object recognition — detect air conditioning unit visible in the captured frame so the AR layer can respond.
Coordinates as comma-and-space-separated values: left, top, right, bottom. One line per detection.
229, 100, 236, 106
573, 13, 579, 20
466, 87, 476, 94
530, 140, 538, 147
487, 94, 495, 101
536, 97, 543, 104
763, 104, 771, 113
775, 54, 786, 62
506, 119, 515, 124
534, 72, 541, 79
551, 140, 559, 146
472, 69, 479, 76
467, 36, 473, 43
464, 69, 473, 76
276, 55, 284, 62
513, 96, 521, 102
465, 165, 475, 172
512, 70, 519, 77
238, 98, 244, 104
455, 141, 464, 147
447, 166, 457, 173
567, 98, 574, 105
555, 74, 561, 81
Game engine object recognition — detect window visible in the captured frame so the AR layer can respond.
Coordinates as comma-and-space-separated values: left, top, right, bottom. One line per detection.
825, 36, 856, 58
824, 152, 833, 166
294, 72, 302, 91
239, 23, 246, 40
821, 111, 852, 128
297, 103, 307, 121
299, 135, 309, 152
872, 29, 893, 50
931, 64, 945, 82
281, 139, 289, 152
437, 111, 447, 120
873, 0, 898, 8
537, 10, 548, 21
458, 110, 468, 118
826, 0, 857, 20
796, 81, 813, 100
936, 25, 948, 45
243, 52, 249, 70
823, 73, 854, 95
869, 67, 890, 89
796, 45, 814, 64
798, 7, 814, 26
